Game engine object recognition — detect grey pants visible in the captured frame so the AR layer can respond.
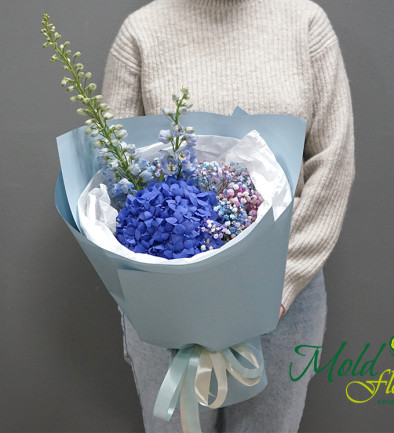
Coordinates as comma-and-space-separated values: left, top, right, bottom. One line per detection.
120, 269, 327, 433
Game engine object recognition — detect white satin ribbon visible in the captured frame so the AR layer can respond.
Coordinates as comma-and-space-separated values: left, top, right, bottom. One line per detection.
154, 342, 265, 433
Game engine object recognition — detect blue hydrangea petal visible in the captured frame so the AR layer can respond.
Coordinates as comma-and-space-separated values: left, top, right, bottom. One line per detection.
174, 224, 186, 235
115, 177, 223, 259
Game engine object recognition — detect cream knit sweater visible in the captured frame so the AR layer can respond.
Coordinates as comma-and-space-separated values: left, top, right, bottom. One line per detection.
102, 0, 355, 313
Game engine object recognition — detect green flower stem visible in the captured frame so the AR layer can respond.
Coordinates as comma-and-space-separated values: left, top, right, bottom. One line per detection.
168, 93, 187, 153
41, 14, 139, 190
44, 23, 118, 154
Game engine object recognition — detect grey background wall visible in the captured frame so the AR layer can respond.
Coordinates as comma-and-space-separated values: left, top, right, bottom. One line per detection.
1, 0, 393, 432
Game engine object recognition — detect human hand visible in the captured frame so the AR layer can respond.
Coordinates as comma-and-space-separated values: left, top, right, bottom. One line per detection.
279, 304, 285, 319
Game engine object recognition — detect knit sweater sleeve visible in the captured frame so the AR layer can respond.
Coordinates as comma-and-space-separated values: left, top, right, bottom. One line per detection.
101, 17, 144, 118
281, 6, 355, 312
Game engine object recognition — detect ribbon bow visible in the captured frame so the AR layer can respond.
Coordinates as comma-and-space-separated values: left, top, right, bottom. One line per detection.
153, 342, 264, 433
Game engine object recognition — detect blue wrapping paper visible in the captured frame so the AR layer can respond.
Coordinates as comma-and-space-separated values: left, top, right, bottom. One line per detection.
55, 109, 305, 411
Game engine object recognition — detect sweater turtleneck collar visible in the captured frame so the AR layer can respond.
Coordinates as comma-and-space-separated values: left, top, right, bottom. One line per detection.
183, 0, 263, 8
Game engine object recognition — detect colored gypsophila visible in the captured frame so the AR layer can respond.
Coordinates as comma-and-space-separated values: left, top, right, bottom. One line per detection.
41, 13, 153, 199
192, 161, 223, 192
158, 88, 198, 179
194, 162, 264, 242
115, 177, 223, 259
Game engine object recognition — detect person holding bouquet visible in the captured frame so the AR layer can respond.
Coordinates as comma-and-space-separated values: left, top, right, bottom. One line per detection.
101, 0, 355, 431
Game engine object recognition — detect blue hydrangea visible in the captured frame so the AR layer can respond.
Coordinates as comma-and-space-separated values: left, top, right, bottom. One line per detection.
115, 177, 223, 259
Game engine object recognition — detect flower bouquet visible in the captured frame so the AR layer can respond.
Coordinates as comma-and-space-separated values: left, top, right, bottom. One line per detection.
42, 14, 306, 433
